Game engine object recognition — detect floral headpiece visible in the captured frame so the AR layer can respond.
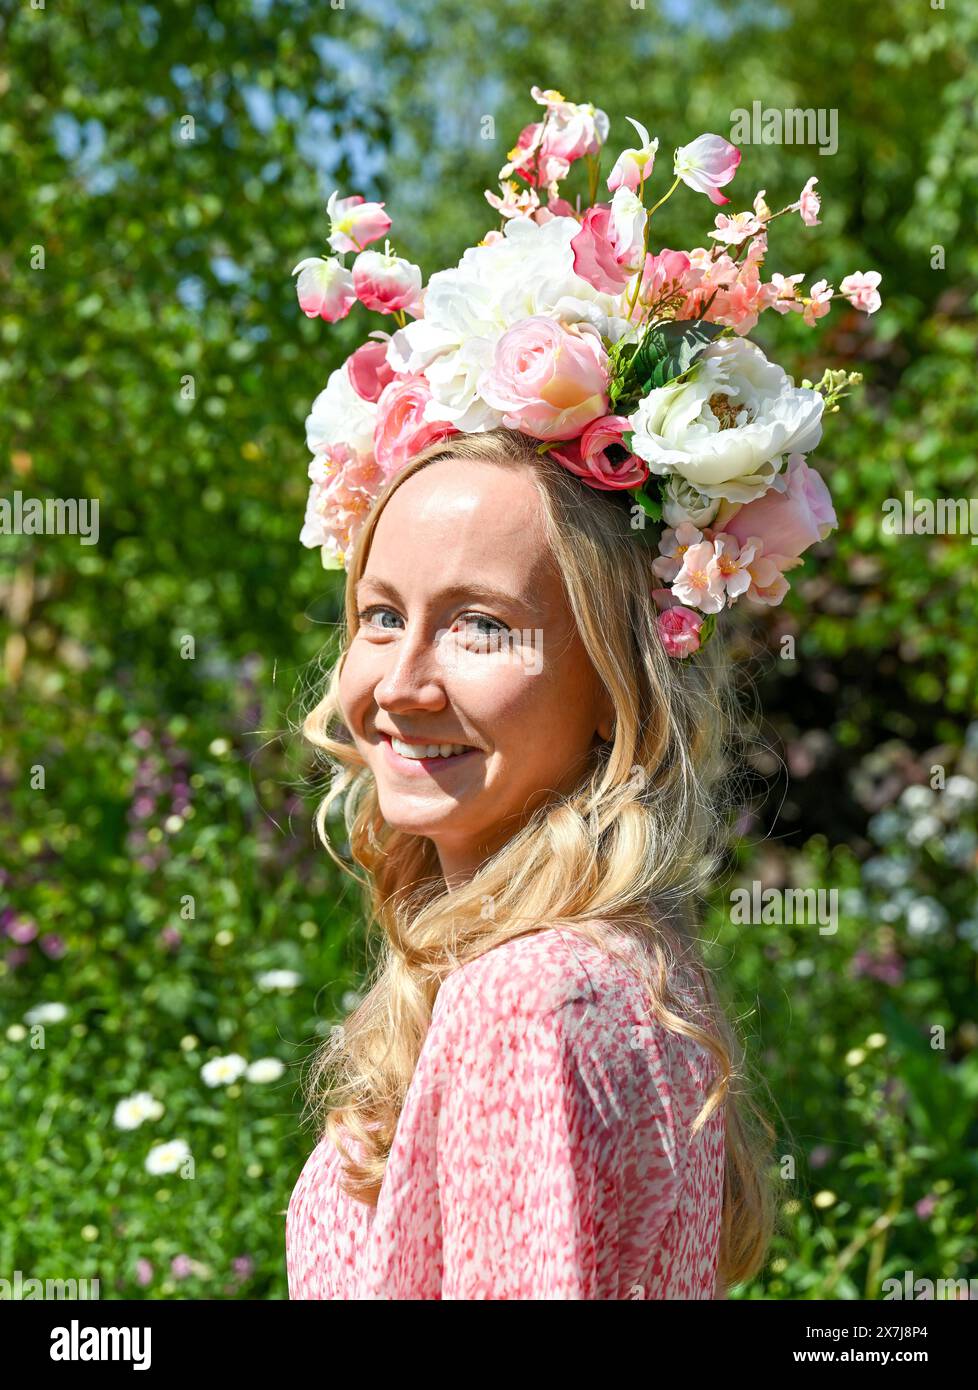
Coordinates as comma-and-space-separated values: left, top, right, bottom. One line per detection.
291, 85, 881, 657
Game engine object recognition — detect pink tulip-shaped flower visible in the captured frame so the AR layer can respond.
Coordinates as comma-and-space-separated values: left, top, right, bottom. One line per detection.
352, 244, 423, 315
326, 191, 392, 254
549, 416, 649, 491
479, 317, 609, 439
291, 257, 356, 322
373, 373, 458, 478
607, 116, 659, 193
839, 270, 882, 314
571, 190, 646, 294
673, 133, 742, 206
347, 339, 396, 403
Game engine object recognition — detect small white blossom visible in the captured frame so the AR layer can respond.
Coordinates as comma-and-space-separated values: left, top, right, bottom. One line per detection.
246, 1058, 285, 1084
24, 1003, 67, 1026
256, 969, 302, 991
145, 1139, 191, 1175
200, 1053, 248, 1087
114, 1091, 165, 1130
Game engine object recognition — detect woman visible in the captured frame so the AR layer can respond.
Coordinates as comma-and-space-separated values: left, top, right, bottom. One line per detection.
285, 426, 778, 1299
283, 84, 878, 1299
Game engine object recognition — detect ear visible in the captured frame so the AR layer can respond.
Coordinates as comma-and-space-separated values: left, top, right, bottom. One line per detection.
596, 688, 616, 742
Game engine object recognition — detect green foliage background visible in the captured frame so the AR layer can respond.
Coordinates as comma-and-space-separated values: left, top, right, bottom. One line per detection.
1, 0, 976, 1299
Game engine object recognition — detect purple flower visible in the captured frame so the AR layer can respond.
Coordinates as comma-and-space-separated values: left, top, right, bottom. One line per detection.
8, 916, 38, 944
915, 1194, 938, 1221
809, 1144, 833, 1170
131, 728, 153, 750
5, 946, 30, 969
135, 1258, 154, 1287
232, 1255, 254, 1280
39, 934, 66, 959
171, 1254, 193, 1279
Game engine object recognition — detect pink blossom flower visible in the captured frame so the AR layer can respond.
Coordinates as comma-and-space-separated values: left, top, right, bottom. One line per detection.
840, 270, 882, 314
347, 340, 396, 403
673, 134, 742, 206
716, 454, 837, 565
373, 373, 458, 478
135, 1259, 154, 1288
40, 934, 66, 959
352, 245, 423, 316
652, 521, 704, 583
171, 1254, 193, 1280
485, 179, 541, 220
479, 317, 609, 439
802, 278, 834, 326
571, 196, 645, 294
549, 416, 649, 491
672, 539, 727, 613
769, 272, 805, 315
794, 176, 821, 227
635, 249, 697, 309
501, 87, 608, 189
741, 552, 791, 606
607, 116, 659, 192
300, 447, 387, 566
709, 533, 759, 601
915, 1194, 938, 1221
656, 603, 704, 658
326, 191, 392, 255
708, 209, 765, 245
291, 257, 356, 322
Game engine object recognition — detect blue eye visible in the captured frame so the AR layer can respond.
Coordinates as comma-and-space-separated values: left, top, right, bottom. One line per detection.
356, 605, 402, 630
454, 612, 510, 648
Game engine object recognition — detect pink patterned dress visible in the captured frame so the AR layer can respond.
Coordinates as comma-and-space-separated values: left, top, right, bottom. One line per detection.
286, 924, 726, 1299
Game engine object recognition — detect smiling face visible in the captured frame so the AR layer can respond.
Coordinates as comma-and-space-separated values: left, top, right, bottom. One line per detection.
338, 455, 615, 886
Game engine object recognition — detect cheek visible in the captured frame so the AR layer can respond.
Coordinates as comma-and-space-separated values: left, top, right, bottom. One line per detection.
337, 645, 375, 735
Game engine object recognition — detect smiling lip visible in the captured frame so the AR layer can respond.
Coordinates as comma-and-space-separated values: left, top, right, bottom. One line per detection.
378, 732, 481, 775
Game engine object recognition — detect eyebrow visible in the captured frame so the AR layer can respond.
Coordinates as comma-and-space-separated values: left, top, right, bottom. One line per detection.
355, 574, 527, 611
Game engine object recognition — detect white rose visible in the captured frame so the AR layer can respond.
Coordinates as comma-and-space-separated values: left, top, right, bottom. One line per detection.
661, 476, 721, 528
627, 337, 824, 502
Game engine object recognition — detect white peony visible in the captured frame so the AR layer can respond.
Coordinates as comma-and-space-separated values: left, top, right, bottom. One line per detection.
626, 337, 824, 502
386, 216, 632, 433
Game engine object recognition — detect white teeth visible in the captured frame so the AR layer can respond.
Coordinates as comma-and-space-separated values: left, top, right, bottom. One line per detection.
390, 736, 472, 760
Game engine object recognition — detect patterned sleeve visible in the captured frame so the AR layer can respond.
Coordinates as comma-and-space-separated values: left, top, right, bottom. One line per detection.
431, 987, 684, 1300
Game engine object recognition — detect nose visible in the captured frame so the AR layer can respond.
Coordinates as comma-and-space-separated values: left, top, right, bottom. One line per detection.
373, 621, 447, 715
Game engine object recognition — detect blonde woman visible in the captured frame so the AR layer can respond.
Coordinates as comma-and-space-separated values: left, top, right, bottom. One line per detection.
286, 427, 778, 1300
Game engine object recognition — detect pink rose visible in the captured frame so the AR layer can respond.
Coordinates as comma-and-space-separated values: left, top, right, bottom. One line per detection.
673, 134, 742, 206
549, 416, 649, 491
479, 317, 609, 439
717, 454, 837, 564
347, 340, 396, 403
373, 373, 458, 478
352, 249, 423, 315
656, 604, 704, 658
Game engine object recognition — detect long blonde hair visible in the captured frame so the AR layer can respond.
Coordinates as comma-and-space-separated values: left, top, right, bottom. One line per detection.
300, 426, 779, 1290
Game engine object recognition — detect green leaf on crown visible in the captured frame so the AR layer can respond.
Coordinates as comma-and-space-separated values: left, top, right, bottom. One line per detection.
632, 318, 728, 393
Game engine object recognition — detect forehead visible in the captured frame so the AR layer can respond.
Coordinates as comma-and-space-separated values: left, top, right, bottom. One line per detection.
363, 456, 556, 597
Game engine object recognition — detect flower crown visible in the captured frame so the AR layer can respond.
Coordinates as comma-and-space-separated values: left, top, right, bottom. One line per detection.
291, 84, 881, 658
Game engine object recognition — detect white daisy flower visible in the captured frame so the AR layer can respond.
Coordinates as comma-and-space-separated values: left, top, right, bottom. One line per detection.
246, 1058, 285, 1084
145, 1139, 191, 1175
200, 1053, 248, 1087
24, 1002, 68, 1025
